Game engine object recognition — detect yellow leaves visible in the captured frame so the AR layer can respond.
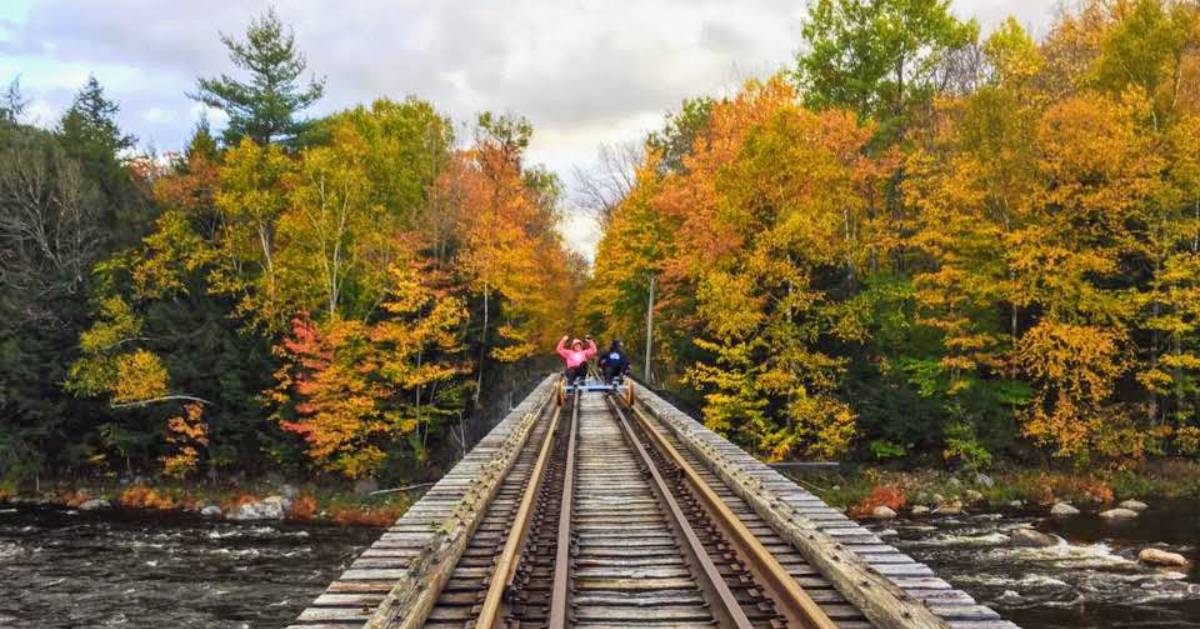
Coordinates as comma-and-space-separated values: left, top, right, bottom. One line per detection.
111, 350, 169, 404
131, 210, 214, 300
696, 271, 764, 341
985, 17, 1045, 85
79, 296, 142, 355
270, 260, 469, 478
1018, 321, 1129, 458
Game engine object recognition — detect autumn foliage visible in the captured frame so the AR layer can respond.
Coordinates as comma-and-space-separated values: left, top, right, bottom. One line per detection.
586, 0, 1200, 467
849, 485, 908, 519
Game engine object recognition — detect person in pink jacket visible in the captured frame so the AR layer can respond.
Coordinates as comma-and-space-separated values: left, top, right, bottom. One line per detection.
557, 335, 597, 384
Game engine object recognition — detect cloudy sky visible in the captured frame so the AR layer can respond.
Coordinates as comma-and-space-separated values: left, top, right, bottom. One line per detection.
0, 0, 1065, 257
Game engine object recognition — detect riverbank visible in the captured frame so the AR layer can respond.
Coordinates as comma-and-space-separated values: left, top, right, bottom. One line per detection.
0, 478, 417, 527
793, 458, 1200, 521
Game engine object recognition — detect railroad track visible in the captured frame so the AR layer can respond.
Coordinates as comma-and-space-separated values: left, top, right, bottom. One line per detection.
291, 375, 1014, 628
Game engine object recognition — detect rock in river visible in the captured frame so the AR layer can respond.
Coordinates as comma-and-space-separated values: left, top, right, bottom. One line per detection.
200, 505, 222, 518
872, 506, 897, 520
1118, 499, 1148, 512
78, 499, 110, 511
227, 495, 289, 521
1050, 502, 1080, 516
1139, 548, 1189, 567
911, 505, 930, 516
1099, 507, 1139, 521
935, 500, 963, 515
1011, 527, 1058, 548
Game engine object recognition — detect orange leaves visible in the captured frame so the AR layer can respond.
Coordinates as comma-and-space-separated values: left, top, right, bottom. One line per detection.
270, 260, 468, 478
161, 403, 208, 478
119, 485, 175, 510
849, 485, 907, 519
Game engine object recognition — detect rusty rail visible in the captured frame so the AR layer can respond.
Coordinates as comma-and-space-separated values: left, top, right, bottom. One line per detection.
473, 402, 562, 627
606, 396, 757, 629
622, 397, 839, 629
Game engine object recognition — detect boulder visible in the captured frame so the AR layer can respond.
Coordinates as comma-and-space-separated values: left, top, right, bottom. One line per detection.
931, 493, 946, 506
964, 489, 985, 504
911, 505, 931, 516
872, 506, 897, 520
78, 498, 110, 511
1139, 548, 1189, 568
278, 484, 300, 500
200, 505, 222, 518
935, 500, 963, 515
1118, 499, 1148, 512
227, 495, 288, 521
1008, 500, 1025, 509
974, 472, 995, 488
1011, 528, 1058, 548
1050, 502, 1080, 516
1099, 507, 1139, 521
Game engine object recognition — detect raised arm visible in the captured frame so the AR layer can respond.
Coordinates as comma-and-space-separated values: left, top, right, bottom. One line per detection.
555, 336, 569, 358
584, 338, 598, 358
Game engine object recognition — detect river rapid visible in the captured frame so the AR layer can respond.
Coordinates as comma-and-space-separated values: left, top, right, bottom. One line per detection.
871, 498, 1200, 627
0, 505, 376, 628
1, 500, 1198, 627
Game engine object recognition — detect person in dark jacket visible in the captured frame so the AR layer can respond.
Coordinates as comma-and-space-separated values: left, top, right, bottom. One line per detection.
599, 339, 630, 384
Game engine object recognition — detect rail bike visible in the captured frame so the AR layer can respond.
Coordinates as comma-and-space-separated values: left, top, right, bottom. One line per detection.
556, 364, 633, 405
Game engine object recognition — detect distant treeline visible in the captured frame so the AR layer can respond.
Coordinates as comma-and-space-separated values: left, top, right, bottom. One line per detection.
584, 0, 1200, 468
0, 9, 584, 487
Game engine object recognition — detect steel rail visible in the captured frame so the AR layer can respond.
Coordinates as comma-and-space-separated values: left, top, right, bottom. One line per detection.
623, 397, 839, 629
547, 389, 579, 629
474, 401, 562, 628
605, 396, 756, 629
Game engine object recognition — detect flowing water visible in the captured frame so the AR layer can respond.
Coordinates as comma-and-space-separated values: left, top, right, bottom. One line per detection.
869, 498, 1200, 627
1, 500, 1198, 627
0, 505, 377, 628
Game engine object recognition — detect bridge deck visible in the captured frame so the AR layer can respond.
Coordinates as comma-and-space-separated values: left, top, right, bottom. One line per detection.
288, 376, 1015, 628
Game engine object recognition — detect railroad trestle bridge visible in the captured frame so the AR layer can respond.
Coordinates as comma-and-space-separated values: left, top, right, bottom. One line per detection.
289, 376, 1015, 629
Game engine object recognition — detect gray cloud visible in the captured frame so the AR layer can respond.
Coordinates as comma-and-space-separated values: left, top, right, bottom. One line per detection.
2, 0, 1061, 256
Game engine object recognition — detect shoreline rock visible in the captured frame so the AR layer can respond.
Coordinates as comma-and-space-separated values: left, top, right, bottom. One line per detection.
1050, 502, 1080, 516
226, 495, 290, 521
872, 505, 897, 520
1118, 499, 1148, 512
78, 498, 111, 511
1099, 507, 1139, 521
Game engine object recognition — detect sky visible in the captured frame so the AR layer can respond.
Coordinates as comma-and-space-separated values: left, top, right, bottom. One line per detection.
0, 0, 1065, 259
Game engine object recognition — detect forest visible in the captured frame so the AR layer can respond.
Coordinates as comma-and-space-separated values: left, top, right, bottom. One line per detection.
2, 0, 1199, 492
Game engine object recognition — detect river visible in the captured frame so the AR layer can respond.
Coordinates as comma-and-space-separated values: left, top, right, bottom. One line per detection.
0, 505, 376, 628
1, 500, 1198, 627
872, 498, 1200, 627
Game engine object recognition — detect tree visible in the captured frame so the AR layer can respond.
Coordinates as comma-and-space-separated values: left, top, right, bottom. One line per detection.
192, 7, 325, 147
60, 75, 136, 158
0, 76, 28, 123
269, 262, 468, 478
795, 0, 977, 140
